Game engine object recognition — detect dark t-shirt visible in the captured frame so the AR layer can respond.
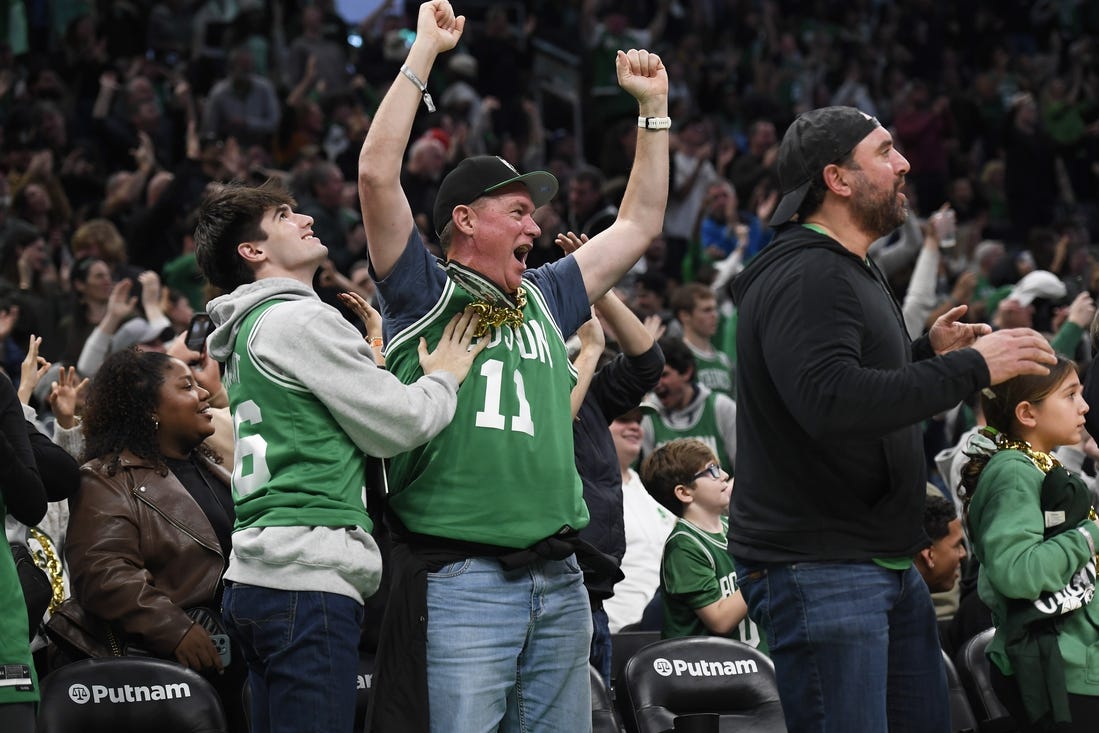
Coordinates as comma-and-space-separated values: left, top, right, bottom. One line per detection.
164, 455, 235, 561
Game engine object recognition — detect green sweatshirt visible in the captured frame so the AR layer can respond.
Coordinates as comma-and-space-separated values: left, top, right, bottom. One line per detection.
969, 450, 1099, 695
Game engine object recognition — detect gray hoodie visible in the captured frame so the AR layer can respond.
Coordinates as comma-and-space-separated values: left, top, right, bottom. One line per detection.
207, 277, 461, 600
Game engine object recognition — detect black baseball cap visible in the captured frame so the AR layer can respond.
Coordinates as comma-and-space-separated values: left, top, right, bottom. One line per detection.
769, 106, 881, 227
433, 156, 558, 237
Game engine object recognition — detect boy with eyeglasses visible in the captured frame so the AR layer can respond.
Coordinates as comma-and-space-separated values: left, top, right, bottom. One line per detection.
641, 438, 766, 650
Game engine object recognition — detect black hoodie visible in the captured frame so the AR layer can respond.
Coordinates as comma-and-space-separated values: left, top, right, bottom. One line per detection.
728, 224, 989, 562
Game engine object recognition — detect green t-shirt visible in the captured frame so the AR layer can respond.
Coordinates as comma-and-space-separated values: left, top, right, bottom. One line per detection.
649, 391, 733, 473
0, 497, 38, 703
224, 301, 371, 532
383, 279, 589, 548
686, 341, 735, 398
660, 516, 767, 653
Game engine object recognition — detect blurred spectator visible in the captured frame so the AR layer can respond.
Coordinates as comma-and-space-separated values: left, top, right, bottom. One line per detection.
201, 44, 281, 148
893, 80, 954, 213
1004, 92, 1057, 246
287, 5, 352, 96
664, 115, 722, 282
58, 257, 112, 366
728, 119, 778, 202
601, 403, 675, 632
566, 165, 618, 238
400, 134, 447, 241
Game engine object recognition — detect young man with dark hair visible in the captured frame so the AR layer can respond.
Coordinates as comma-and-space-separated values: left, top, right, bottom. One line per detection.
643, 335, 736, 472
194, 180, 483, 733
916, 493, 968, 594
670, 282, 734, 396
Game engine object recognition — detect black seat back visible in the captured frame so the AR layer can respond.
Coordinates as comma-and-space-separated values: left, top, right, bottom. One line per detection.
612, 630, 662, 732
591, 662, 622, 733
37, 656, 227, 733
942, 648, 979, 732
955, 628, 1011, 723
623, 636, 786, 733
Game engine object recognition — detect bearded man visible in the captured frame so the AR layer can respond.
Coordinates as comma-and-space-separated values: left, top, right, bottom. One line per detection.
728, 106, 1057, 733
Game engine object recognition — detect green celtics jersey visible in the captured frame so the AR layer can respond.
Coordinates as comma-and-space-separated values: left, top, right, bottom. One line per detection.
660, 517, 766, 652
649, 392, 733, 472
224, 300, 371, 532
383, 278, 589, 548
686, 341, 734, 397
0, 508, 37, 704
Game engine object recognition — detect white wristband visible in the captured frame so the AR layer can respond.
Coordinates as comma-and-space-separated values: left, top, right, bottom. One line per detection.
399, 64, 436, 113
638, 116, 672, 130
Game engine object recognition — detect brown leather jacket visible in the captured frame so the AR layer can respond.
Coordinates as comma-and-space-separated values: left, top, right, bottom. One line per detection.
66, 449, 230, 656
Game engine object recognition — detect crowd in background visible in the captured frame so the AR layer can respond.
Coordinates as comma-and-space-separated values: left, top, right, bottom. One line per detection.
2, 0, 1099, 729
0, 1, 1095, 375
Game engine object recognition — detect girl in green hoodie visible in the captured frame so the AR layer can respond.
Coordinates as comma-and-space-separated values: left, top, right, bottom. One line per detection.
962, 357, 1099, 732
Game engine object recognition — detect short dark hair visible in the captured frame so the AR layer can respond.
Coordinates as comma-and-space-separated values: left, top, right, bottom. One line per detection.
640, 438, 716, 516
923, 494, 957, 542
658, 336, 696, 379
194, 180, 296, 292
670, 282, 715, 318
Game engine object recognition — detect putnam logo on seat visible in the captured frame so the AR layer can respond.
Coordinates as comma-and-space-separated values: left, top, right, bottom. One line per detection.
68, 682, 192, 704
652, 657, 758, 677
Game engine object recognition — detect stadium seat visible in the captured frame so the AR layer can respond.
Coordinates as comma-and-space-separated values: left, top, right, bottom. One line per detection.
623, 636, 786, 733
611, 629, 661, 732
36, 656, 227, 733
942, 648, 978, 733
955, 627, 1015, 731
591, 662, 623, 733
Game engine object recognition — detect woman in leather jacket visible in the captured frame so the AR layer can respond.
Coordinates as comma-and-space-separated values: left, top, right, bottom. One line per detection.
66, 348, 232, 673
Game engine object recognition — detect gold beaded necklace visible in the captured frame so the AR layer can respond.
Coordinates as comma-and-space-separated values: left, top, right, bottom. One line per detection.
28, 527, 65, 614
995, 436, 1060, 473
467, 288, 526, 338
441, 259, 526, 338
995, 435, 1099, 523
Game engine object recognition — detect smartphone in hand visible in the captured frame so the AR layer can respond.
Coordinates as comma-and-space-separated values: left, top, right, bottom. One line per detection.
185, 312, 213, 353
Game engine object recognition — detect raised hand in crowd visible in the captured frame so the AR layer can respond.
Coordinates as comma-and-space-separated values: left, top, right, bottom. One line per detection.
16, 334, 49, 405
137, 270, 165, 322
416, 0, 465, 55
100, 279, 138, 334
643, 314, 666, 341
338, 290, 384, 345
1059, 290, 1097, 330
48, 366, 88, 431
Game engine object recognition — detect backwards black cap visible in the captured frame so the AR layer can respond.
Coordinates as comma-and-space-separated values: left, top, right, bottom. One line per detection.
769, 106, 881, 227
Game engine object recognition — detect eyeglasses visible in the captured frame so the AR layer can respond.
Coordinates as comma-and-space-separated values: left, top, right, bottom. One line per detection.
691, 463, 724, 481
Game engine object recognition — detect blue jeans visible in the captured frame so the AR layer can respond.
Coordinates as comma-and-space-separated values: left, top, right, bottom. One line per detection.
425, 555, 593, 733
734, 560, 949, 733
223, 583, 364, 733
